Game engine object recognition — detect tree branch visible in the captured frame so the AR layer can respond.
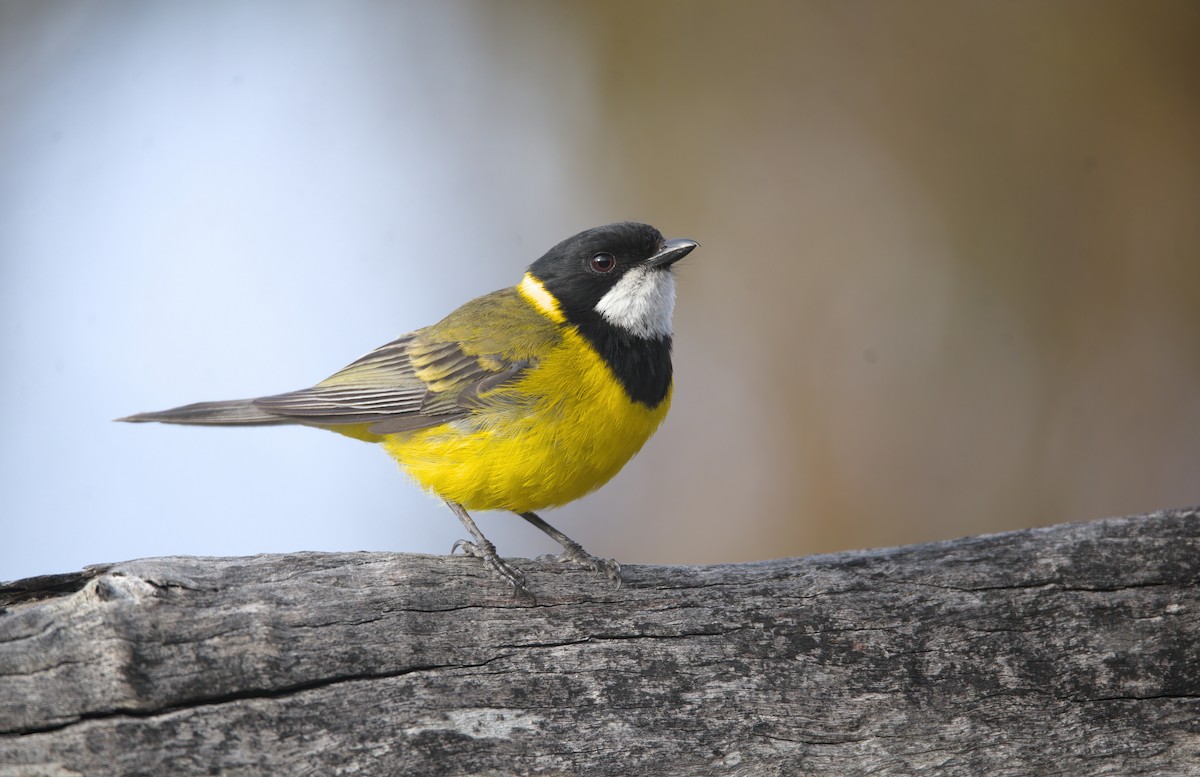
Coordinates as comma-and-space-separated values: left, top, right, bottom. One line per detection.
2, 507, 1199, 775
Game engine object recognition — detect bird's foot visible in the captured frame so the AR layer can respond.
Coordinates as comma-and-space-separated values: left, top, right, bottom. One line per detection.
537, 541, 622, 589
452, 538, 533, 600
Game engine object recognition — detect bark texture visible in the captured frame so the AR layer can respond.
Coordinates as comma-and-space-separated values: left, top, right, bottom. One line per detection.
2, 507, 1199, 776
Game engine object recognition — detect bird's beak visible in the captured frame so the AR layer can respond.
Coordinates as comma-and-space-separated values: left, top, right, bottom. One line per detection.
647, 238, 699, 268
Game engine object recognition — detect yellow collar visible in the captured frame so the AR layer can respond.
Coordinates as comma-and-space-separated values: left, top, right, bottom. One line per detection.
517, 273, 565, 323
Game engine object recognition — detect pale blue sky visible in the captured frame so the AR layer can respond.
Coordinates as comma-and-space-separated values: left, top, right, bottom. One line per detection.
0, 2, 618, 580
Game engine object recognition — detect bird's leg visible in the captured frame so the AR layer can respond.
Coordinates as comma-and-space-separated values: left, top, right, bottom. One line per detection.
446, 501, 531, 599
518, 511, 622, 589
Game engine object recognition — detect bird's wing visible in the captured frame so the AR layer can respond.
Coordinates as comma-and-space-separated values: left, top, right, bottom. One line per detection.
253, 288, 559, 433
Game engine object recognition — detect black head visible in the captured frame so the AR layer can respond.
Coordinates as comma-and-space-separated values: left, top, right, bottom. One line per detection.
527, 221, 698, 340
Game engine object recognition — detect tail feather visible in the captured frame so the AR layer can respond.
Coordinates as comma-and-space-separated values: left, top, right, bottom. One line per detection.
115, 399, 294, 426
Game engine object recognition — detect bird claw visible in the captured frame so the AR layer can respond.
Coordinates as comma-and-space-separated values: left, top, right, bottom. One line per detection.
452, 538, 533, 600
537, 547, 623, 590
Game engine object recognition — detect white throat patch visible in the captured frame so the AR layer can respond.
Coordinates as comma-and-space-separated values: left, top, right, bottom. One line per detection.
594, 267, 676, 339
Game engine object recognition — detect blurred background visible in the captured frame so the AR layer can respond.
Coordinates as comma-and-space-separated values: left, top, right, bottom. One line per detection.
2, 1, 1199, 582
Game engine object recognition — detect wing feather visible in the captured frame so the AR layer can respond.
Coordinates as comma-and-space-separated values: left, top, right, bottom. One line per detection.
251, 288, 560, 432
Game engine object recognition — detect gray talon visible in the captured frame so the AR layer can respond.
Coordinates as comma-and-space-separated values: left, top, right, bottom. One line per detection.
444, 507, 532, 599
537, 545, 623, 589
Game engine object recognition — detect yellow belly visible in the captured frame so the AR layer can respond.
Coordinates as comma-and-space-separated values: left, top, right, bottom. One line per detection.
379, 327, 671, 513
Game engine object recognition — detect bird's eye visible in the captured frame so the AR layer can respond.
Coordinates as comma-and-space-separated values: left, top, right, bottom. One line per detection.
589, 252, 616, 274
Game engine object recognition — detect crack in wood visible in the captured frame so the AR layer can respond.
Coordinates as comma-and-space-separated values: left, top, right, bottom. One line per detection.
3, 655, 510, 738
2, 507, 1198, 775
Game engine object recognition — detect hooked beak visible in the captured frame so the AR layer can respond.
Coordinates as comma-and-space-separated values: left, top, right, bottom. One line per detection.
647, 238, 699, 269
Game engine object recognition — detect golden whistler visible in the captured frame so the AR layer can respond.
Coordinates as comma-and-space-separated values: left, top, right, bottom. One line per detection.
119, 222, 698, 597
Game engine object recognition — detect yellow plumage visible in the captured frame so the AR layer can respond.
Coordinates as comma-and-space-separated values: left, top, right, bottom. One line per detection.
384, 325, 671, 513
317, 274, 671, 512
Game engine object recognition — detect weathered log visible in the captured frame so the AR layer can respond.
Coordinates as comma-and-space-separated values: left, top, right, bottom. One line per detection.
2, 507, 1198, 776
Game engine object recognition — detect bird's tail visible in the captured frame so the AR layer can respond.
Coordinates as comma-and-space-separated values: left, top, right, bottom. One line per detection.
115, 399, 294, 426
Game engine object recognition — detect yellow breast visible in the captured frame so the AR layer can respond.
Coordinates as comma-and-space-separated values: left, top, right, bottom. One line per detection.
380, 325, 671, 513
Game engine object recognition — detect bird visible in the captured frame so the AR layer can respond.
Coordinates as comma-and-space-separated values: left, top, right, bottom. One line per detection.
118, 222, 698, 598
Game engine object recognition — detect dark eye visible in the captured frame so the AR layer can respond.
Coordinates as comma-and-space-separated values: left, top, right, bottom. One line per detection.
589, 252, 616, 273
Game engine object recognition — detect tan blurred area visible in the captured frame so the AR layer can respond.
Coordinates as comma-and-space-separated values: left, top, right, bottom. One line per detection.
523, 1, 1200, 562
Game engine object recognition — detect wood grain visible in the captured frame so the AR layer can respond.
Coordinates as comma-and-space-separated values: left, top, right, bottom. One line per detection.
2, 508, 1198, 776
